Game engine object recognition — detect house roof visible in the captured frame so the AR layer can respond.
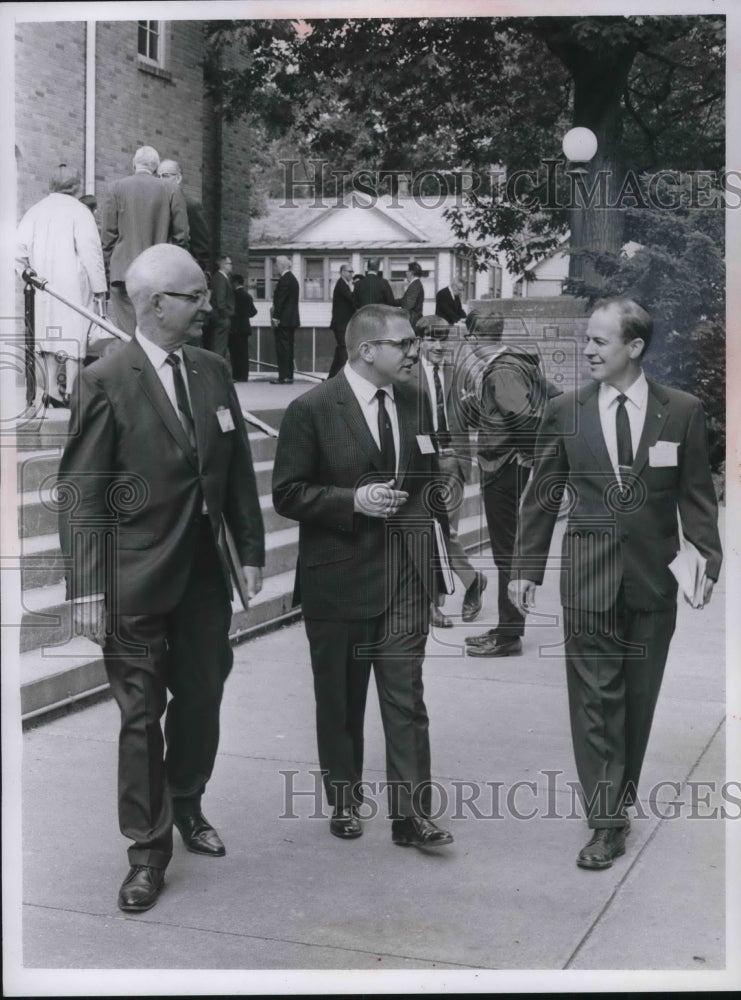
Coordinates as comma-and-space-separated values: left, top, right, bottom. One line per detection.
250, 195, 469, 251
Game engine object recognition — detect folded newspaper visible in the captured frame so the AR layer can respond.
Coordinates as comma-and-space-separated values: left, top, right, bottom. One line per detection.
668, 538, 707, 608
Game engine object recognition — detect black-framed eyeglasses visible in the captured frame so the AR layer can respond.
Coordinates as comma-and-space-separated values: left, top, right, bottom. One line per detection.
159, 290, 209, 305
158, 172, 178, 179
366, 337, 420, 355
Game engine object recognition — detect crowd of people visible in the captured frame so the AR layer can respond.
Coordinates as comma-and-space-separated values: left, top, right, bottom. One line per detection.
18, 146, 722, 915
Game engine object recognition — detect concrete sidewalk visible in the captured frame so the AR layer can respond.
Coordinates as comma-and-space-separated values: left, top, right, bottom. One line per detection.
12, 514, 738, 992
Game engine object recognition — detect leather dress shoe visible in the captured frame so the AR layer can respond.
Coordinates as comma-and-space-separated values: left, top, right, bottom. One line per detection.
118, 865, 165, 912
430, 605, 454, 628
392, 816, 454, 848
461, 572, 488, 622
270, 378, 293, 384
466, 636, 522, 658
464, 628, 497, 647
577, 827, 627, 870
174, 809, 226, 856
330, 807, 362, 839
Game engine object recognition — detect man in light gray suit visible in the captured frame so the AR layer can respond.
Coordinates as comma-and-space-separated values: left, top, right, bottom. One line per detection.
102, 146, 189, 335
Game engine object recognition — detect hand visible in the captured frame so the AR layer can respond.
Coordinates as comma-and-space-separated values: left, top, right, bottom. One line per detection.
93, 292, 107, 318
508, 579, 537, 616
73, 598, 107, 646
685, 577, 715, 609
354, 479, 409, 519
241, 565, 263, 603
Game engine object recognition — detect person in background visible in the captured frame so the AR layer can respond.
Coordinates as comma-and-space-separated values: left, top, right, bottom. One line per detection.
229, 273, 257, 382
328, 263, 356, 378
157, 159, 211, 274
353, 257, 395, 309
101, 145, 189, 336
435, 277, 467, 326
16, 165, 107, 407
395, 261, 425, 332
270, 255, 301, 384
208, 254, 234, 366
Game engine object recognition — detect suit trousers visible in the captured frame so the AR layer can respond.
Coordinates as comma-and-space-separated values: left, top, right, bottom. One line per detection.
482, 458, 530, 639
328, 329, 348, 379
109, 282, 137, 337
274, 324, 296, 381
563, 591, 677, 828
437, 453, 476, 591
304, 558, 432, 819
103, 517, 233, 868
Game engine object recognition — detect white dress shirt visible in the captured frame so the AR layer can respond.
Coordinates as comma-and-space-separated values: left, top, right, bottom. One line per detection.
344, 363, 400, 475
598, 371, 648, 482
136, 329, 193, 419
420, 356, 448, 432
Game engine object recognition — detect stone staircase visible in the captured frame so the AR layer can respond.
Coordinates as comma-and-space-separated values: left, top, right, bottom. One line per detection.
16, 408, 489, 722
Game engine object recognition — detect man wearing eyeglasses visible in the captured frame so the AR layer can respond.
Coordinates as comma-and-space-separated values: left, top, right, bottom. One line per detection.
273, 304, 454, 850
59, 244, 265, 913
157, 159, 211, 273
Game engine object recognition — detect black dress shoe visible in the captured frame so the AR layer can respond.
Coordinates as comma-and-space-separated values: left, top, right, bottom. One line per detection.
430, 605, 454, 628
466, 636, 522, 658
329, 808, 362, 839
576, 827, 627, 870
391, 816, 454, 848
173, 809, 226, 856
461, 572, 487, 622
118, 865, 165, 912
464, 628, 497, 647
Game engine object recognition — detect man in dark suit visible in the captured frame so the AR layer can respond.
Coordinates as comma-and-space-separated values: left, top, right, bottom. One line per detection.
328, 263, 356, 377
435, 278, 466, 326
510, 297, 722, 870
58, 244, 265, 912
209, 255, 235, 366
416, 316, 486, 628
273, 305, 453, 849
157, 159, 211, 273
395, 261, 425, 331
270, 255, 301, 384
101, 146, 189, 335
229, 273, 257, 381
353, 257, 395, 309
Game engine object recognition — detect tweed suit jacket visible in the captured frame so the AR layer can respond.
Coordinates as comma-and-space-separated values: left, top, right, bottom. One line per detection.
396, 278, 425, 329
59, 339, 264, 615
413, 361, 475, 484
211, 269, 235, 321
272, 370, 444, 620
101, 172, 189, 283
513, 378, 722, 612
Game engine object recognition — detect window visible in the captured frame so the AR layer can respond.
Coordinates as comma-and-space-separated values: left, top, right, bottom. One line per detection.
248, 258, 268, 300
488, 265, 503, 299
455, 256, 477, 302
138, 21, 167, 68
303, 258, 325, 300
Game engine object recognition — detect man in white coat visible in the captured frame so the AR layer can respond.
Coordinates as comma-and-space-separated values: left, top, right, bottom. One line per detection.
17, 166, 107, 407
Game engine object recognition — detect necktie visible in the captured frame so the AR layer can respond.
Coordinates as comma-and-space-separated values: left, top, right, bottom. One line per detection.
615, 393, 633, 480
166, 353, 196, 449
432, 364, 451, 449
375, 388, 396, 476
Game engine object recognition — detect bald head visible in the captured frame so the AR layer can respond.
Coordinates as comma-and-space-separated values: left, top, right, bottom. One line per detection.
126, 244, 210, 348
275, 255, 292, 274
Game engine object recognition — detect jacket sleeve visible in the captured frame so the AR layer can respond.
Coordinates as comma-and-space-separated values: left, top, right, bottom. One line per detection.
169, 186, 190, 248
272, 396, 357, 532
511, 400, 568, 584
678, 398, 723, 581
100, 185, 118, 277
58, 368, 118, 600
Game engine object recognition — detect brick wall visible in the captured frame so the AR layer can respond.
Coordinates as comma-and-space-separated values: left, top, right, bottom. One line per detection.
15, 22, 86, 216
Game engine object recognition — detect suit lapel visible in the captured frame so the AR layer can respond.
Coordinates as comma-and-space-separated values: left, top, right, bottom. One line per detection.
132, 340, 199, 470
578, 383, 614, 474
335, 372, 383, 470
183, 347, 208, 467
395, 387, 419, 484
632, 380, 671, 477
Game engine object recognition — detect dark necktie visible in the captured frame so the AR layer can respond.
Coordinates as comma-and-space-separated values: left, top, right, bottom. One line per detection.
375, 388, 396, 475
615, 393, 633, 479
432, 364, 451, 449
166, 353, 196, 449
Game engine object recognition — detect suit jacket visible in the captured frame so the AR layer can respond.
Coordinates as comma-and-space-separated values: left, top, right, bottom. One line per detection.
513, 378, 722, 612
272, 371, 443, 620
414, 360, 474, 483
272, 270, 301, 328
59, 339, 265, 615
184, 193, 211, 270
353, 273, 395, 309
330, 277, 356, 335
435, 287, 466, 325
232, 287, 257, 338
396, 278, 424, 329
101, 172, 189, 283
211, 270, 235, 323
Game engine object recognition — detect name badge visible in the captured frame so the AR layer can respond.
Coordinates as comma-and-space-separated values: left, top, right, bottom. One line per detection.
416, 434, 435, 454
216, 406, 235, 433
649, 441, 678, 467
